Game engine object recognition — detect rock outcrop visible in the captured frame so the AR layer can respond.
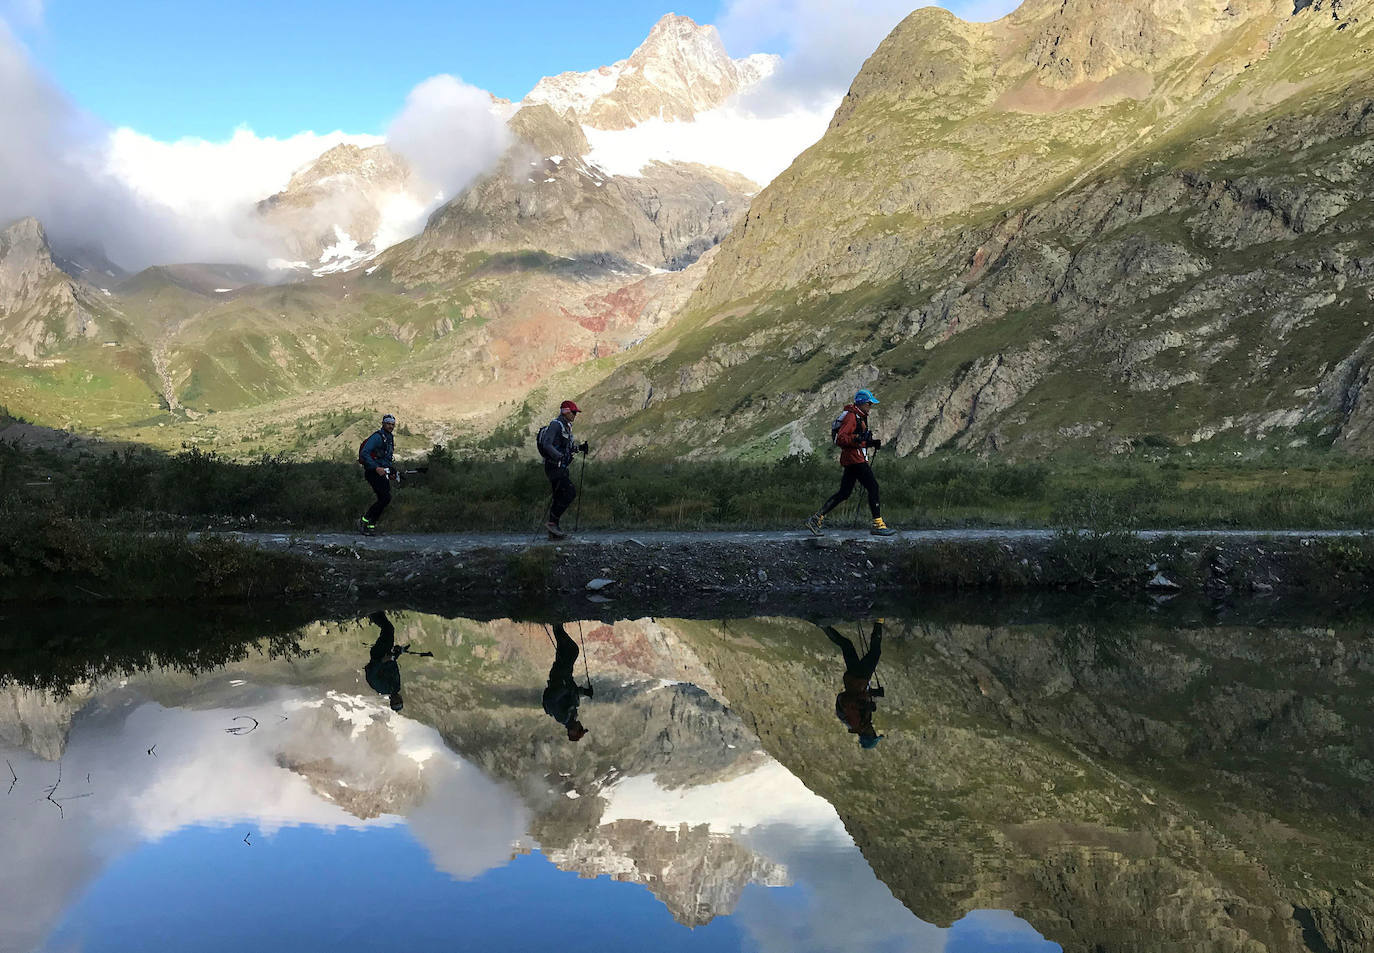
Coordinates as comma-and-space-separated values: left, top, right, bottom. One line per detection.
0, 217, 98, 359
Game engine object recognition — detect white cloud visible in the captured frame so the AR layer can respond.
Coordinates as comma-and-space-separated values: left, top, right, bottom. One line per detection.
0, 26, 510, 272
1, 0, 44, 27
105, 126, 381, 236
601, 760, 846, 833
385, 74, 512, 204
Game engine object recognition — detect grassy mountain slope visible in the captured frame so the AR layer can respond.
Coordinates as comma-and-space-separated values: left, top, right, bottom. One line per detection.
579, 0, 1374, 460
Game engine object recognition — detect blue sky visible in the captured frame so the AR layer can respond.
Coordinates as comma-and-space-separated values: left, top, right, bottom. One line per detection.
5, 0, 1019, 140
16, 0, 721, 139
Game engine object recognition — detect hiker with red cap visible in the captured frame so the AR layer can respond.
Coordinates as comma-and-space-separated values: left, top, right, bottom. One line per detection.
543, 623, 592, 742
807, 389, 897, 536
537, 400, 588, 540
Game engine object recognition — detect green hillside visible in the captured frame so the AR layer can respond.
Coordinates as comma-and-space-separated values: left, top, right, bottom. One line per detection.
577, 1, 1374, 460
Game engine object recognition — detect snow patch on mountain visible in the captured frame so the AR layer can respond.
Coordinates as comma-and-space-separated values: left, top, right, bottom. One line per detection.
524, 63, 625, 118
582, 96, 836, 187
601, 760, 845, 835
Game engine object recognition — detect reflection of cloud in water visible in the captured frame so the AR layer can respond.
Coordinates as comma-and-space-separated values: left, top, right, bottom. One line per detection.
598, 763, 1052, 951
1, 688, 527, 952
735, 824, 949, 953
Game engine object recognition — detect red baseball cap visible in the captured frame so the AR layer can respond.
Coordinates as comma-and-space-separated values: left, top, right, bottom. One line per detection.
560, 400, 580, 413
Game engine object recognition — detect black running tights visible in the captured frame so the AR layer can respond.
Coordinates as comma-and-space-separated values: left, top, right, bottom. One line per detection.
820, 462, 880, 518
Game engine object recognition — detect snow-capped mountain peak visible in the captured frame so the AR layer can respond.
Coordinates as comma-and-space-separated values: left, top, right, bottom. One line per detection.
522, 13, 779, 130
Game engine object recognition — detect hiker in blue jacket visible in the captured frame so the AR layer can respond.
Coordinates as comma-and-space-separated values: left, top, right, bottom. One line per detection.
364, 610, 406, 712
358, 413, 396, 536
537, 400, 587, 540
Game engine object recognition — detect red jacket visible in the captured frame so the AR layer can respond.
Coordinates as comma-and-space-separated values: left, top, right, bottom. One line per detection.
834, 404, 873, 467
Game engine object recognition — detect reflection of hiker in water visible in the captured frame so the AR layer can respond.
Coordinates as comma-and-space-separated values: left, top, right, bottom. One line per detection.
543, 624, 592, 742
823, 620, 884, 749
365, 611, 406, 712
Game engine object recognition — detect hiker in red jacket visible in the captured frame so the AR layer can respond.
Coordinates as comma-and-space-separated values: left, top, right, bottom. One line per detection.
821, 620, 884, 749
807, 389, 897, 536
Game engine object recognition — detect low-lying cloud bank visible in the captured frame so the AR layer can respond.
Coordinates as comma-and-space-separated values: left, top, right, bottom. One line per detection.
0, 2, 1020, 274
0, 21, 508, 272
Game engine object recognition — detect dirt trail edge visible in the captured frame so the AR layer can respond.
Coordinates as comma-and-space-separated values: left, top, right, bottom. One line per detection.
212, 528, 1374, 619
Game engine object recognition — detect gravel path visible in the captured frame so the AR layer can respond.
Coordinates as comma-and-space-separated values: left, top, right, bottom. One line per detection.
220, 526, 1370, 554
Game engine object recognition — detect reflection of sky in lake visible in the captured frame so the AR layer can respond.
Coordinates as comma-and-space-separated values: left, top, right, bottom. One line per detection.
40, 827, 1056, 953
4, 676, 1059, 953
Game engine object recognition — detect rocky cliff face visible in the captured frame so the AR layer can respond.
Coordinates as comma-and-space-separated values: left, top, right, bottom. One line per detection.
0, 683, 93, 761
523, 14, 778, 130
582, 0, 1374, 459
0, 217, 99, 360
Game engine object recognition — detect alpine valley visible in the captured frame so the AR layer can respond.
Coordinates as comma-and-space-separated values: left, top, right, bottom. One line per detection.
3, 0, 1374, 463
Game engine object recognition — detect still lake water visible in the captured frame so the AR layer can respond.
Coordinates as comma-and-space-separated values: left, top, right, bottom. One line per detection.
3, 607, 1371, 953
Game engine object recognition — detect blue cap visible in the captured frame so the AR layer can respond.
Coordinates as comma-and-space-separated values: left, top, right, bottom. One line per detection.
860, 734, 883, 749
854, 389, 879, 405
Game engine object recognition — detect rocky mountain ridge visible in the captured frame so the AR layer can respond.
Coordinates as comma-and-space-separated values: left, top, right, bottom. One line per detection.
247, 14, 773, 282
0, 13, 772, 443
579, 0, 1374, 460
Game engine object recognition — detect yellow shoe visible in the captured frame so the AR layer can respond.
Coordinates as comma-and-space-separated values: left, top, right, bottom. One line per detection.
805, 512, 825, 536
870, 517, 897, 537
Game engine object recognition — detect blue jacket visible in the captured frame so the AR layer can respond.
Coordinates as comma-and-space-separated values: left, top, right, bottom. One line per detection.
359, 429, 394, 470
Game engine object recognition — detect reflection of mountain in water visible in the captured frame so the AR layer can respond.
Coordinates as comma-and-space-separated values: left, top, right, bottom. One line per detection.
274, 692, 429, 819
547, 819, 789, 927
13, 607, 1363, 949
0, 684, 91, 760
0, 614, 824, 930
664, 617, 1374, 953
399, 617, 804, 925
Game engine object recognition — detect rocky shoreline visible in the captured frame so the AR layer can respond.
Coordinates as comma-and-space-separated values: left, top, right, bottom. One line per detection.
238, 530, 1374, 620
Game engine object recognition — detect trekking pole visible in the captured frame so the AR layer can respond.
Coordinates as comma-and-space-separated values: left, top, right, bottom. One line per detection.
857, 620, 884, 695
576, 620, 593, 696
573, 449, 589, 533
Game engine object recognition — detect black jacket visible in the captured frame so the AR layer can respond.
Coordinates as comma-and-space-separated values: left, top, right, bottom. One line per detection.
538, 416, 576, 468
